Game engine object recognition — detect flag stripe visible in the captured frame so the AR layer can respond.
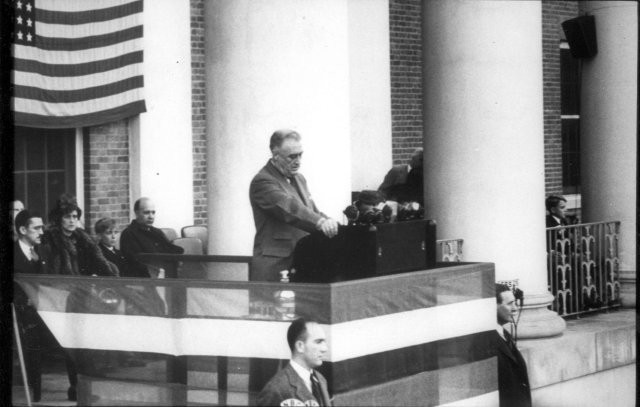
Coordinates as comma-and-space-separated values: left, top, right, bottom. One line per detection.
14, 87, 143, 116
38, 0, 138, 13
37, 13, 141, 39
13, 39, 142, 65
13, 100, 146, 128
35, 26, 142, 51
14, 75, 143, 103
34, 298, 494, 360
13, 63, 143, 90
37, 0, 143, 25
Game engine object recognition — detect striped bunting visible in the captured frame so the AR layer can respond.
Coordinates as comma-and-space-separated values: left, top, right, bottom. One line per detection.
11, 0, 146, 128
15, 262, 497, 406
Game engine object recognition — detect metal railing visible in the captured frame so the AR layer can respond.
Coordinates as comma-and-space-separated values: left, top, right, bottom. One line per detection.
437, 238, 464, 262
546, 221, 621, 317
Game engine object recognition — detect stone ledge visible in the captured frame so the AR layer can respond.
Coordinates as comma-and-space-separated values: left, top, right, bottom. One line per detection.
517, 309, 636, 389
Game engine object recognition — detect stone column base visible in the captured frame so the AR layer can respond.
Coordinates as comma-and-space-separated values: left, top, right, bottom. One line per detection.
512, 291, 566, 339
619, 270, 636, 308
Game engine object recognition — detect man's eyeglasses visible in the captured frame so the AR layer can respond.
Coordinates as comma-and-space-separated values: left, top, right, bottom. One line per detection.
285, 152, 303, 161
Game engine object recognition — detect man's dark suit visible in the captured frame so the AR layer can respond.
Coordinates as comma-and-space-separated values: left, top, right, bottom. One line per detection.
497, 329, 532, 407
99, 243, 149, 278
119, 220, 184, 276
257, 363, 332, 406
13, 242, 46, 401
249, 160, 325, 281
378, 164, 410, 196
546, 214, 567, 228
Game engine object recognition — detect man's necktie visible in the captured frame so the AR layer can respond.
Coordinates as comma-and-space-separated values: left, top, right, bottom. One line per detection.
311, 371, 324, 406
30, 247, 39, 262
289, 177, 305, 202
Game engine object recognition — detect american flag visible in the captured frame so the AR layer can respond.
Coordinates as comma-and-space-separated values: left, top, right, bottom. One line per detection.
11, 0, 146, 128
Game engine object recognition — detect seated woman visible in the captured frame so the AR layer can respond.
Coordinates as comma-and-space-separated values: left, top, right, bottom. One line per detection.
40, 195, 117, 401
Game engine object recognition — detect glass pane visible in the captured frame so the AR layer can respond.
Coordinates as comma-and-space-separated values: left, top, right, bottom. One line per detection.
47, 135, 67, 170
25, 133, 46, 170
13, 133, 25, 171
47, 171, 67, 215
14, 174, 25, 203
561, 48, 581, 115
26, 172, 47, 218
562, 119, 581, 194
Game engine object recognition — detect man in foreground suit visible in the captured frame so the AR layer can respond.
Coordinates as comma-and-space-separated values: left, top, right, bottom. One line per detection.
249, 129, 339, 281
496, 284, 531, 407
258, 318, 332, 406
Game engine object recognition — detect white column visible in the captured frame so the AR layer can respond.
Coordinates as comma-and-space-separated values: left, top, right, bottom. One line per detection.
205, 0, 391, 256
580, 1, 637, 307
423, 0, 565, 337
132, 0, 193, 232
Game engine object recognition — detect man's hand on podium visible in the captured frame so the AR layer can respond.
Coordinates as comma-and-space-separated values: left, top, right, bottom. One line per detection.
316, 217, 339, 238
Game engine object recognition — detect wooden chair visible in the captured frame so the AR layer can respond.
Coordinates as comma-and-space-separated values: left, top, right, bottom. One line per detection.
172, 237, 204, 255
160, 227, 178, 242
181, 225, 208, 254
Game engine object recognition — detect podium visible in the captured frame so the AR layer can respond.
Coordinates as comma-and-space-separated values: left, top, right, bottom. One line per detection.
15, 261, 498, 406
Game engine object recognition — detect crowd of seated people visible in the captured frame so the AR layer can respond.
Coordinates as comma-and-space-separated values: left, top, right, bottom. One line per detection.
11, 193, 196, 401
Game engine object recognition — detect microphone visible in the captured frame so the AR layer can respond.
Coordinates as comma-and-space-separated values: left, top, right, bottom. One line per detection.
512, 288, 524, 344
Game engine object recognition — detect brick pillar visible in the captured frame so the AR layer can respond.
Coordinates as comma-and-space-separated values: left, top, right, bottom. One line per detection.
83, 121, 131, 234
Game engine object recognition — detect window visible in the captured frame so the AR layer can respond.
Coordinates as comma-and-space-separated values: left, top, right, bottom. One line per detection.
560, 44, 581, 195
13, 127, 76, 221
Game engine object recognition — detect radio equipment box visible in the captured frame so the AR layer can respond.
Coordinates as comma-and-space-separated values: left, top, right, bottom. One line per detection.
292, 219, 437, 283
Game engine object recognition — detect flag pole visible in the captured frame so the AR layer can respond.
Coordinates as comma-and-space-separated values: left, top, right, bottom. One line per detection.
12, 303, 33, 407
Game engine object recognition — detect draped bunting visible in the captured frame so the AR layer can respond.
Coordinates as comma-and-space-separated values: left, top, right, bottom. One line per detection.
11, 0, 146, 128
14, 262, 497, 406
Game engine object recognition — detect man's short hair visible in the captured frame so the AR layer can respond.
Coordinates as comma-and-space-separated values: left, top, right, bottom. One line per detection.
270, 129, 301, 151
133, 197, 150, 212
545, 195, 567, 211
15, 210, 41, 233
287, 317, 313, 352
95, 217, 116, 235
495, 283, 512, 304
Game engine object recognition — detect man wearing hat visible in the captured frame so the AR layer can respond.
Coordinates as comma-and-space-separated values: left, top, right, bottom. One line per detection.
249, 129, 340, 282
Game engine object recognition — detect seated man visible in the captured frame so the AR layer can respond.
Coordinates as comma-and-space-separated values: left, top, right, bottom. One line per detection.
13, 209, 46, 401
119, 197, 184, 276
258, 318, 332, 406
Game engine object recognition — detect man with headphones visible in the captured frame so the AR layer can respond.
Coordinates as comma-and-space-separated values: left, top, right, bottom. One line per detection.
496, 283, 531, 407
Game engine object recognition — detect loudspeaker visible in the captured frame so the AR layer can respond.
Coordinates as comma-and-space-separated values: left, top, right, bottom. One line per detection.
562, 15, 597, 58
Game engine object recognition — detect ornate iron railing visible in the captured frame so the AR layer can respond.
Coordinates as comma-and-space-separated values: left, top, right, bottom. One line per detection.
437, 238, 463, 262
546, 221, 621, 317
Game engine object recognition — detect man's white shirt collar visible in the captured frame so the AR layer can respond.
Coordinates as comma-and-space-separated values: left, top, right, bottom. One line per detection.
290, 359, 312, 392
496, 324, 506, 341
18, 239, 34, 260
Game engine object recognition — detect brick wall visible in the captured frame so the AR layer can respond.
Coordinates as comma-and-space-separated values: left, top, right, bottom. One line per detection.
389, 0, 424, 165
191, 0, 208, 225
542, 0, 579, 196
83, 121, 131, 235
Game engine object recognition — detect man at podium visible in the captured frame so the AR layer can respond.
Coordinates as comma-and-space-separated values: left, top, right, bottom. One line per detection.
249, 129, 340, 281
